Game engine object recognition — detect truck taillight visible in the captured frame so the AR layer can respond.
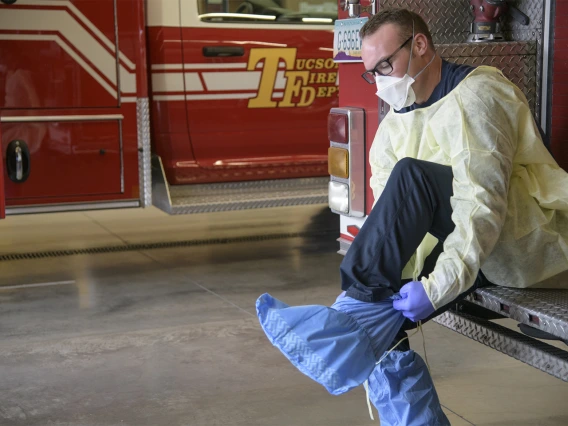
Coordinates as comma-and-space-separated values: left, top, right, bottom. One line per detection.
328, 108, 365, 218
328, 147, 349, 179
328, 112, 348, 143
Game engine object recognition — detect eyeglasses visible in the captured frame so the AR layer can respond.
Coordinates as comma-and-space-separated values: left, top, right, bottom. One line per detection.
361, 36, 413, 84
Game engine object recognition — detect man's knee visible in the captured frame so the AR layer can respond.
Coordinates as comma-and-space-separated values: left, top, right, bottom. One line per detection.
390, 157, 423, 179
391, 158, 451, 183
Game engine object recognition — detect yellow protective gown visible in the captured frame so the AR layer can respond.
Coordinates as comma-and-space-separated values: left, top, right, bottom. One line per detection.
370, 66, 568, 309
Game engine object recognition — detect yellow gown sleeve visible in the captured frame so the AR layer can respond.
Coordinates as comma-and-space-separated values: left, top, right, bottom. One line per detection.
369, 122, 398, 205
421, 70, 519, 308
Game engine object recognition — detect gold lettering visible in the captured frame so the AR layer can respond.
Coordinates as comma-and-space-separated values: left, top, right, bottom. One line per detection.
317, 73, 327, 83
247, 48, 296, 108
305, 59, 316, 69
315, 58, 324, 69
295, 59, 306, 70
297, 86, 316, 107
327, 86, 338, 97
279, 71, 310, 107
317, 86, 327, 97
324, 58, 335, 69
309, 72, 317, 84
327, 72, 337, 84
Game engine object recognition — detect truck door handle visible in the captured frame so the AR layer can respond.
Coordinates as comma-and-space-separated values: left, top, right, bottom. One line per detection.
6, 139, 30, 183
15, 145, 23, 181
202, 46, 245, 57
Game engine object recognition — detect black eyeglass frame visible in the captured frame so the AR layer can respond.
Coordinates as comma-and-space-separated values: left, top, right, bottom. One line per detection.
361, 36, 414, 84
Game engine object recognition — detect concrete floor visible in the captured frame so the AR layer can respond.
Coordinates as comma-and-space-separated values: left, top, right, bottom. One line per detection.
0, 206, 567, 425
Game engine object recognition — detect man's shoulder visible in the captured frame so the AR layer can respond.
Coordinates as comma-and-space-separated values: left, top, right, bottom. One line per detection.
456, 66, 512, 93
443, 60, 476, 90
444, 60, 476, 76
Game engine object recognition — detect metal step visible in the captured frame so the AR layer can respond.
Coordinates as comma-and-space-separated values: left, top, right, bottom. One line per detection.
469, 286, 568, 341
433, 310, 568, 382
152, 156, 329, 214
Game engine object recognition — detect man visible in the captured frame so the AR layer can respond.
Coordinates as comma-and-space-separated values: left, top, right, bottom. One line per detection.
257, 8, 568, 425
345, 7, 568, 327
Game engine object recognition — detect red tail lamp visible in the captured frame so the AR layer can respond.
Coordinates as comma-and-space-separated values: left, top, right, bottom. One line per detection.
328, 112, 348, 143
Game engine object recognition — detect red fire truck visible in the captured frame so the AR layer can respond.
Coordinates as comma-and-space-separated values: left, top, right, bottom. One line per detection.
0, 0, 339, 217
328, 0, 568, 381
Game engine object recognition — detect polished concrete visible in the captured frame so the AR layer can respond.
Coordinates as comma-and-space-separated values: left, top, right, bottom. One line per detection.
0, 206, 567, 425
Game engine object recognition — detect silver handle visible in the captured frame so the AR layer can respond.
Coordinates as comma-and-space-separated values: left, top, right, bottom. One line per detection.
15, 145, 22, 181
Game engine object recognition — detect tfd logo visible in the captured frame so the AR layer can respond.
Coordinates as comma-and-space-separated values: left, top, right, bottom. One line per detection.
246, 48, 338, 109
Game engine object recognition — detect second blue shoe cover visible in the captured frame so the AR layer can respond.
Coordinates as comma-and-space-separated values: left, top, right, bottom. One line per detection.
367, 350, 450, 426
256, 293, 376, 395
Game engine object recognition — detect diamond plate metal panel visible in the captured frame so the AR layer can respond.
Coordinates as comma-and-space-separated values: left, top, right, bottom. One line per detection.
380, 0, 471, 43
137, 98, 152, 207
379, 0, 544, 120
380, 0, 543, 44
469, 287, 568, 341
434, 310, 568, 381
438, 42, 537, 113
154, 177, 329, 215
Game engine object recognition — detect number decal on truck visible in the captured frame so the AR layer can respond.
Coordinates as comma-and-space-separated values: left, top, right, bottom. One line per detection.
333, 18, 369, 62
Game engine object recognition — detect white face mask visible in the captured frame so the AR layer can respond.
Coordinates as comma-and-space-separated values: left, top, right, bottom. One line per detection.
374, 26, 435, 110
375, 73, 417, 110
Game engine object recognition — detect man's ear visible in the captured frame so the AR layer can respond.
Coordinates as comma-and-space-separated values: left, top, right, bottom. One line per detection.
413, 33, 429, 56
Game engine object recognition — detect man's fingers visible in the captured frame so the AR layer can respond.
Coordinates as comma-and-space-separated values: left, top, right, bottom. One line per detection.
399, 285, 411, 297
393, 297, 410, 311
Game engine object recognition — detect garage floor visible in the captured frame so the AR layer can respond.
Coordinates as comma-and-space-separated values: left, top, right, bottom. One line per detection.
0, 205, 567, 426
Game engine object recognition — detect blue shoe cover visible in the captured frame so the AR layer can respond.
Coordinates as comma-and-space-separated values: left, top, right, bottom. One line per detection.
256, 293, 376, 395
331, 294, 406, 358
368, 350, 450, 426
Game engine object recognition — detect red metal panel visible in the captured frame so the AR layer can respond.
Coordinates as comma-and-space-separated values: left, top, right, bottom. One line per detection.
119, 101, 141, 201
115, 0, 144, 200
2, 119, 122, 200
0, 1, 119, 109
340, 233, 355, 242
117, 0, 148, 99
175, 26, 337, 184
0, 0, 143, 207
68, 0, 117, 44
551, 1, 568, 170
147, 26, 196, 184
556, 1, 568, 16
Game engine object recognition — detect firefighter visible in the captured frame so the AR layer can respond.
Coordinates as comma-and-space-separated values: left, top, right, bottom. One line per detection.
256, 8, 568, 425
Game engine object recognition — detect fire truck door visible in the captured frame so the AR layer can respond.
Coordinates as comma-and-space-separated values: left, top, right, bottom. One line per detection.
180, 0, 338, 171
0, 0, 128, 206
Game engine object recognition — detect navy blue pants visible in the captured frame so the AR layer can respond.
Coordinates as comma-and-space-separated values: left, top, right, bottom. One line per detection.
339, 158, 490, 349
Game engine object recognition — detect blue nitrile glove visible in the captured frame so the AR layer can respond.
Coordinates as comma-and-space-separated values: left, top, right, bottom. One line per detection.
392, 281, 435, 322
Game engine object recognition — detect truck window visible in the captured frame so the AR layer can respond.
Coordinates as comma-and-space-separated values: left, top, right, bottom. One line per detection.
198, 0, 337, 24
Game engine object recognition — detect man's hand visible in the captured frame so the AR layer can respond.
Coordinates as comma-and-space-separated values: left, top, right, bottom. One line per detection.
392, 281, 435, 322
